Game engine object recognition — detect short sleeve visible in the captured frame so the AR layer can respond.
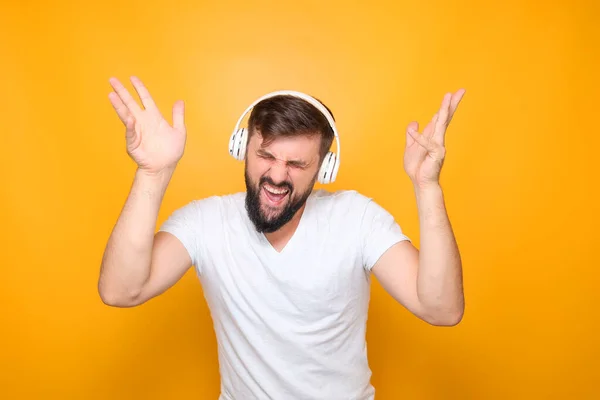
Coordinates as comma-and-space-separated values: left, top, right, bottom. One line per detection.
158, 200, 201, 270
360, 199, 411, 271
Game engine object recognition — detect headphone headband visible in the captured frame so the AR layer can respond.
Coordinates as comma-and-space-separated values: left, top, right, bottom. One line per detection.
232, 90, 340, 165
229, 90, 341, 184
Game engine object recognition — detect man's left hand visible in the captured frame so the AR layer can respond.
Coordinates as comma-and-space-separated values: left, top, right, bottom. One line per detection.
404, 89, 466, 190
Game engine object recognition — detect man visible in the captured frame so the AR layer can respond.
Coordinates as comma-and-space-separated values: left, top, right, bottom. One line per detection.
98, 76, 465, 400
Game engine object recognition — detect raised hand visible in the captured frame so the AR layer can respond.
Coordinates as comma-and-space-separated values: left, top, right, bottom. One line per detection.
404, 89, 465, 190
108, 76, 186, 175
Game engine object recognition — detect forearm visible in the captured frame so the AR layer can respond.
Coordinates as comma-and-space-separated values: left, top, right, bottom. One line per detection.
98, 167, 173, 304
414, 183, 464, 325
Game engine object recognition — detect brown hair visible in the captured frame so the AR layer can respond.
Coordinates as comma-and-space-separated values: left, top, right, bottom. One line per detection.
247, 94, 335, 162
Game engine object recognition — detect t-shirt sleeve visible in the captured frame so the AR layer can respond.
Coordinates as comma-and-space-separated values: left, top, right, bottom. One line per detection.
158, 200, 201, 271
360, 198, 411, 272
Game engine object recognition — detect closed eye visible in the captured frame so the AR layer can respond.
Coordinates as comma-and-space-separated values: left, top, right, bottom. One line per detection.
257, 151, 275, 160
256, 150, 308, 169
287, 161, 308, 169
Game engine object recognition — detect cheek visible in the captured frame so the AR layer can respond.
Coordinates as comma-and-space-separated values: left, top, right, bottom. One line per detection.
247, 159, 269, 179
289, 169, 318, 190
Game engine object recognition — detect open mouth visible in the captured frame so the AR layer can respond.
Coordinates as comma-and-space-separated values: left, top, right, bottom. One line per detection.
261, 183, 290, 206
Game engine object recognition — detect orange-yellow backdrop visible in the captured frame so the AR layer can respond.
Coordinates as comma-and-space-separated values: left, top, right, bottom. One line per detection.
1, 0, 598, 399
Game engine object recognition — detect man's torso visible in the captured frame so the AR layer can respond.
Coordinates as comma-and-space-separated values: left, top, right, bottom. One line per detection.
159, 189, 409, 399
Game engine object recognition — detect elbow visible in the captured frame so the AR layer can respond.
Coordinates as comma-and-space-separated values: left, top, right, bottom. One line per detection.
428, 311, 463, 327
423, 305, 465, 327
97, 281, 143, 308
98, 292, 129, 308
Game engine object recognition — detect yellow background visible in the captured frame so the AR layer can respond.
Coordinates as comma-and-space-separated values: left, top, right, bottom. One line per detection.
1, 0, 598, 398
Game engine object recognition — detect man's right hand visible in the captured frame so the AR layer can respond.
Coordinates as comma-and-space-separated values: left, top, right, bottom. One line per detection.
98, 76, 192, 308
108, 76, 186, 175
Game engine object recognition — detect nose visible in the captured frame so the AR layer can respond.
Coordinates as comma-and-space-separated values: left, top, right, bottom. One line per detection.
268, 160, 289, 185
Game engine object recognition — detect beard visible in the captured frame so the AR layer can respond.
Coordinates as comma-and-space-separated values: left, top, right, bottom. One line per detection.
244, 166, 315, 233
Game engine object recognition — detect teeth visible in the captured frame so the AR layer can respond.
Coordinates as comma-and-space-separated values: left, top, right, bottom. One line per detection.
264, 185, 289, 195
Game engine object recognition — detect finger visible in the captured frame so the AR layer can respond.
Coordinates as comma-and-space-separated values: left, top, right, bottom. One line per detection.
125, 115, 136, 141
405, 121, 419, 147
407, 121, 419, 133
407, 127, 434, 152
130, 76, 158, 111
433, 93, 452, 143
109, 77, 142, 117
408, 127, 445, 163
447, 88, 466, 124
108, 91, 131, 124
436, 93, 452, 127
423, 112, 438, 138
172, 100, 185, 132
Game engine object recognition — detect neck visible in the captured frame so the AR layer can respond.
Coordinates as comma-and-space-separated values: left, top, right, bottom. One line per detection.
263, 202, 307, 251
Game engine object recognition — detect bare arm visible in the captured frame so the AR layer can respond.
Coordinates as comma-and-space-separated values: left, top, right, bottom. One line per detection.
372, 184, 464, 326
98, 168, 192, 307
371, 89, 466, 326
98, 76, 190, 307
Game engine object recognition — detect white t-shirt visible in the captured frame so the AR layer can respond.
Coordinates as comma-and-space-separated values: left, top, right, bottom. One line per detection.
159, 189, 410, 400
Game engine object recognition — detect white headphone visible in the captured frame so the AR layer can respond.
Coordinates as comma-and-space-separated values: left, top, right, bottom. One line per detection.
228, 90, 340, 184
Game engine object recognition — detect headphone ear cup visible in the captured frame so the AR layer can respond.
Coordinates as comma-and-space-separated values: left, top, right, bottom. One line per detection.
329, 154, 339, 183
318, 151, 337, 184
228, 129, 237, 157
229, 128, 248, 161
238, 127, 248, 160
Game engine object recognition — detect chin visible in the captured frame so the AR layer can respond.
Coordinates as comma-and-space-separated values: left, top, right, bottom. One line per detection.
244, 175, 309, 233
258, 197, 289, 222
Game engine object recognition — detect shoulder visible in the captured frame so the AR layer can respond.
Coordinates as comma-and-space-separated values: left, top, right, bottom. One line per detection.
311, 188, 372, 206
195, 191, 244, 209
309, 189, 375, 220
166, 192, 246, 220
310, 189, 399, 226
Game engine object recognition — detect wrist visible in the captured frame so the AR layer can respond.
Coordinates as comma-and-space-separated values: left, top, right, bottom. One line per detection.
137, 164, 175, 178
413, 183, 448, 225
414, 181, 442, 195
413, 182, 445, 206
135, 166, 175, 189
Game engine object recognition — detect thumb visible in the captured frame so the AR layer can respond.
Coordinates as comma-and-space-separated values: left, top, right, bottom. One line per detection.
407, 121, 419, 133
125, 116, 136, 141
406, 121, 419, 147
172, 100, 185, 132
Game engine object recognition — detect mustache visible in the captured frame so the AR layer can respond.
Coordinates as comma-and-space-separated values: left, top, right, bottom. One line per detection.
259, 176, 293, 193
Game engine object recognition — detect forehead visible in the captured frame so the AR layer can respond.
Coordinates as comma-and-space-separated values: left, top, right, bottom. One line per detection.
251, 133, 321, 161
